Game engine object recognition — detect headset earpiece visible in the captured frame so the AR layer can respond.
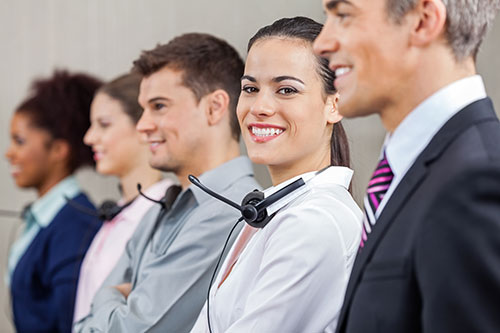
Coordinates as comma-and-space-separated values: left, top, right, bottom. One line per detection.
188, 173, 313, 230
241, 190, 274, 228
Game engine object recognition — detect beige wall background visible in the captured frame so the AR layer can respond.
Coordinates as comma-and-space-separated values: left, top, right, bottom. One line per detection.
0, 1, 498, 331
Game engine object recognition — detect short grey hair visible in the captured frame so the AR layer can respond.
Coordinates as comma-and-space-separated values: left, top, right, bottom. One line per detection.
386, 0, 500, 61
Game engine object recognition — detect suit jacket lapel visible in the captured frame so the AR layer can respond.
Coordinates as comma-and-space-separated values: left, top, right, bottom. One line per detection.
337, 98, 497, 329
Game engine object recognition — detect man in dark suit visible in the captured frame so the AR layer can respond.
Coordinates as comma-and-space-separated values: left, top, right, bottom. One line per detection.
314, 0, 500, 331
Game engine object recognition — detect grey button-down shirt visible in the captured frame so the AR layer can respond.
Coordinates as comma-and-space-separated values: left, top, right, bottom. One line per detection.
74, 157, 260, 333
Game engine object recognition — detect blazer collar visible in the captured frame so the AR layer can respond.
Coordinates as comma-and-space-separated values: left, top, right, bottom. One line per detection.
337, 97, 497, 330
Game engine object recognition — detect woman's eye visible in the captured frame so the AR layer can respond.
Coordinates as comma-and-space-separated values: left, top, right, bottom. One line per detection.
98, 122, 110, 129
154, 103, 166, 111
277, 87, 298, 95
14, 137, 25, 145
242, 86, 258, 94
335, 12, 350, 22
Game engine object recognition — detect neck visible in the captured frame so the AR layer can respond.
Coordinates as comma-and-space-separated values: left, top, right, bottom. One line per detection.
120, 164, 162, 202
381, 53, 476, 133
177, 139, 240, 190
37, 172, 70, 197
268, 150, 330, 186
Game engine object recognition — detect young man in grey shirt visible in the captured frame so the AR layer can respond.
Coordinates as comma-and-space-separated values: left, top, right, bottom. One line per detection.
75, 33, 260, 333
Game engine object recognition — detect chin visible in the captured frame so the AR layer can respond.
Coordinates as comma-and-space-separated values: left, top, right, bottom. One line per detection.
96, 163, 114, 176
149, 159, 174, 173
247, 152, 272, 166
14, 178, 33, 189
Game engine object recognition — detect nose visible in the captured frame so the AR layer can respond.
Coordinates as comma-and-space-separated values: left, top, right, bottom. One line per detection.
313, 20, 340, 58
249, 91, 276, 118
5, 142, 14, 161
136, 108, 156, 134
83, 125, 95, 146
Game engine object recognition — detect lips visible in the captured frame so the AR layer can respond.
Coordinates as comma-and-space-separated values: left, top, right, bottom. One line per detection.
9, 164, 22, 177
148, 140, 165, 153
330, 64, 353, 90
334, 67, 351, 77
248, 123, 285, 143
93, 152, 104, 161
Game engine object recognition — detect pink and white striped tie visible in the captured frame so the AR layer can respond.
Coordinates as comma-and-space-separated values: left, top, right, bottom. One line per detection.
360, 153, 394, 248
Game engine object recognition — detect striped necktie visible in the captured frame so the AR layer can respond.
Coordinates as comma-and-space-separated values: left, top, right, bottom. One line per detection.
360, 153, 394, 248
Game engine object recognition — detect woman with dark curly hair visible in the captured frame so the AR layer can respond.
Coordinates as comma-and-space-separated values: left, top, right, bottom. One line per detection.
5, 70, 103, 332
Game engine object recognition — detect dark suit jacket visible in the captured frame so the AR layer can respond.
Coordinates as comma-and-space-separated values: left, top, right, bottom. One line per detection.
11, 193, 100, 333
337, 98, 500, 332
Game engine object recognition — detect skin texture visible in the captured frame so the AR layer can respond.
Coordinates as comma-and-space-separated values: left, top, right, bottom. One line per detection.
5, 112, 70, 197
136, 66, 240, 189
313, 0, 475, 132
84, 92, 161, 201
238, 38, 342, 185
84, 93, 147, 177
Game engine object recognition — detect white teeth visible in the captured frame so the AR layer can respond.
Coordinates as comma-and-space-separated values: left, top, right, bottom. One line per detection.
335, 67, 351, 77
150, 142, 160, 148
10, 165, 21, 172
251, 127, 284, 137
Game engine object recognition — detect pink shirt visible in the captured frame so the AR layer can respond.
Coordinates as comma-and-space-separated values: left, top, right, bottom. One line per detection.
73, 179, 174, 323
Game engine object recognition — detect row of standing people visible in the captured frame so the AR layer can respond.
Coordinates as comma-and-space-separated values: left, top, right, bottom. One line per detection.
5, 1, 500, 331
5, 18, 360, 333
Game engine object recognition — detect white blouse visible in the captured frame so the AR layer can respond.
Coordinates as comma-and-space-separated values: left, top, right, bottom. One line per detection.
191, 167, 363, 333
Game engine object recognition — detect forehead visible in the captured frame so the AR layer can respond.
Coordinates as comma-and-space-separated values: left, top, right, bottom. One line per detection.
323, 0, 381, 10
11, 112, 35, 130
245, 38, 317, 79
138, 66, 186, 101
91, 93, 123, 115
11, 112, 51, 138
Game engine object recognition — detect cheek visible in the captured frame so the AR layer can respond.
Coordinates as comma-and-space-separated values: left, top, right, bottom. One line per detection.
17, 150, 50, 185
105, 128, 140, 162
236, 100, 249, 124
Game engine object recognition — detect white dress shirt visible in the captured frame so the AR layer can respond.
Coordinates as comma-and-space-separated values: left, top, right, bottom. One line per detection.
191, 166, 363, 333
375, 75, 487, 217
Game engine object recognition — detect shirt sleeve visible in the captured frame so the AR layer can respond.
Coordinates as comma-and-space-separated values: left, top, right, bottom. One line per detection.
223, 205, 354, 333
75, 206, 242, 333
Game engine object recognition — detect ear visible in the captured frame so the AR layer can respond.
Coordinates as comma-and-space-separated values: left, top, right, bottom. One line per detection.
205, 89, 231, 126
48, 139, 71, 163
324, 93, 343, 125
409, 0, 447, 47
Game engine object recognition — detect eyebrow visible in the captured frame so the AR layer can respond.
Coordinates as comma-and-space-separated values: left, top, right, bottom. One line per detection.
241, 75, 305, 85
325, 0, 352, 10
147, 97, 169, 104
273, 76, 305, 85
241, 75, 256, 82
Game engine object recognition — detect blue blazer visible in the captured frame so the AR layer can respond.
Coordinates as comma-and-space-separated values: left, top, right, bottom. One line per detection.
10, 193, 101, 333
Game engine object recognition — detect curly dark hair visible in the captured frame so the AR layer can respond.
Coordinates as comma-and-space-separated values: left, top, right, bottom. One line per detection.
132, 33, 244, 141
16, 70, 103, 173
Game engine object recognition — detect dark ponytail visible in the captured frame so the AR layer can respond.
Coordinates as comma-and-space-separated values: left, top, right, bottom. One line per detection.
248, 16, 350, 168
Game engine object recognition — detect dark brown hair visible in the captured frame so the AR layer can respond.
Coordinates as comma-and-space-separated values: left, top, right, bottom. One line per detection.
98, 73, 143, 124
132, 33, 244, 140
248, 17, 350, 168
16, 70, 103, 173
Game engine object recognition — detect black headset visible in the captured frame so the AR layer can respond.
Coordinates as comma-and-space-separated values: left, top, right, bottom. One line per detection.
189, 168, 329, 333
65, 196, 135, 221
188, 175, 306, 228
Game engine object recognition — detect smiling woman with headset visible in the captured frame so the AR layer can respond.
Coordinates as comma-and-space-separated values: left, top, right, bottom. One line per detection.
190, 17, 363, 333
72, 73, 175, 324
